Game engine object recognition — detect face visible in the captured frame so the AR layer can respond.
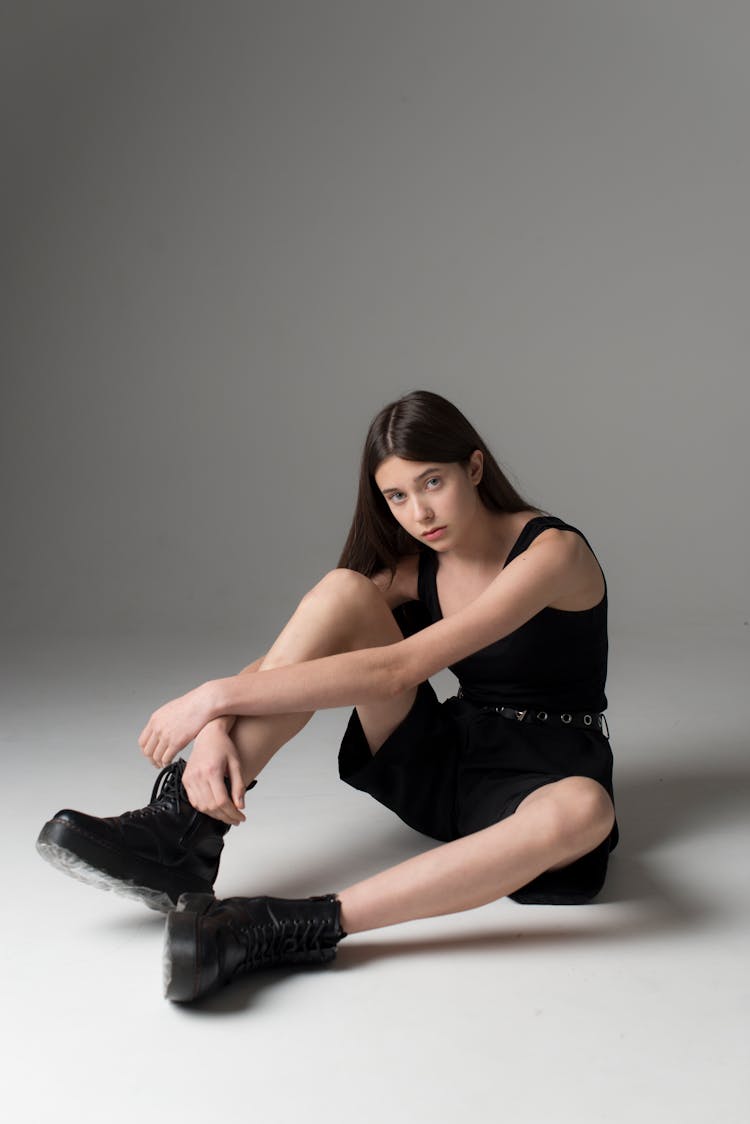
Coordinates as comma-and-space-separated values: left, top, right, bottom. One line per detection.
374, 452, 483, 548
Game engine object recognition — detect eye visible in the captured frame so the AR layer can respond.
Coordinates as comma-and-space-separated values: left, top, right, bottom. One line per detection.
425, 477, 441, 489
387, 491, 405, 504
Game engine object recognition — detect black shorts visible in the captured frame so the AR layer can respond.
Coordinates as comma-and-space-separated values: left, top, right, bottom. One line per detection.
338, 680, 619, 905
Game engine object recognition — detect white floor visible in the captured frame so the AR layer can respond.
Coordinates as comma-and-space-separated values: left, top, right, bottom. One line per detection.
3, 630, 749, 1124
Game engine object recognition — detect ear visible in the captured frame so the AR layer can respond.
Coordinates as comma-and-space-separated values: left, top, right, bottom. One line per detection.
468, 449, 484, 485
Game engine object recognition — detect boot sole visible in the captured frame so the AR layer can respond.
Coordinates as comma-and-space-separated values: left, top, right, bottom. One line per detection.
163, 893, 216, 1002
36, 820, 212, 913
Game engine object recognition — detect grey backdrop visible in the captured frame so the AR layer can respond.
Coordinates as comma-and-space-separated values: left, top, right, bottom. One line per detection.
3, 0, 748, 645
4, 9, 749, 1115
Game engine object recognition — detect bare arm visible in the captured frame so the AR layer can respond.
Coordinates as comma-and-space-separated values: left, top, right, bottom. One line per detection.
182, 653, 268, 825
208, 555, 415, 726
139, 530, 589, 766
203, 654, 266, 735
213, 644, 396, 719
210, 529, 588, 720
209, 560, 418, 723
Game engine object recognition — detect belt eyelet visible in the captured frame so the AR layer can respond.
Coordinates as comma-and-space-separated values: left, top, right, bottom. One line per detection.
583, 714, 592, 726
536, 711, 548, 722
561, 712, 572, 724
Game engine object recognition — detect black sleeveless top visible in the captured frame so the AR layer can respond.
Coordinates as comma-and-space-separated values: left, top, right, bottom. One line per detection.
415, 514, 608, 713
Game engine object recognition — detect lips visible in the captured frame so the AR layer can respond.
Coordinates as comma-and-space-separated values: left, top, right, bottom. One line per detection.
422, 526, 446, 537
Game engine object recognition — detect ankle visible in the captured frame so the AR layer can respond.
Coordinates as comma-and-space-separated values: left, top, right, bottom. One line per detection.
334, 890, 360, 937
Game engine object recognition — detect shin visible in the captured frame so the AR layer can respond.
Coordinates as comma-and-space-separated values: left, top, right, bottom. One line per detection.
229, 570, 405, 781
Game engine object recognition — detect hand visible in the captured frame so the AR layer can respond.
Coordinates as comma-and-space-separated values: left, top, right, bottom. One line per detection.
138, 681, 219, 768
182, 723, 248, 826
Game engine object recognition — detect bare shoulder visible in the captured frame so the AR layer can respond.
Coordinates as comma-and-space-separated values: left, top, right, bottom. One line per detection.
370, 553, 421, 609
527, 526, 582, 561
526, 527, 605, 609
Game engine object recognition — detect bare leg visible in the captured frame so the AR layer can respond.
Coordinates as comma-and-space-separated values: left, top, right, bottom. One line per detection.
222, 570, 615, 935
336, 777, 616, 933
228, 569, 418, 782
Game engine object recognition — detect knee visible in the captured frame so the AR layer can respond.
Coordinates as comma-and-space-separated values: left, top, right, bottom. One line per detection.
305, 567, 383, 610
552, 777, 615, 851
294, 568, 401, 653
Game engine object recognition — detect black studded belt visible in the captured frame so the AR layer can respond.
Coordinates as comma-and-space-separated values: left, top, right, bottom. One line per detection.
456, 687, 610, 737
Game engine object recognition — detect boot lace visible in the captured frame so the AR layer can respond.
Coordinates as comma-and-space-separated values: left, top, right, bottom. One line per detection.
124, 760, 186, 820
233, 910, 331, 976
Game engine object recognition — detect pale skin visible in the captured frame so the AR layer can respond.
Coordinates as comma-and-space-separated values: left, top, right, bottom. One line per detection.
138, 451, 616, 935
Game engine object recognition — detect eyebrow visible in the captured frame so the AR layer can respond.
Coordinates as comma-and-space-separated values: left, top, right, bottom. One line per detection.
379, 467, 442, 494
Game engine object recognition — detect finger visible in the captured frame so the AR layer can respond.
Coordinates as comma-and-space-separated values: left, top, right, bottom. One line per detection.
157, 747, 174, 768
153, 739, 174, 769
185, 769, 242, 827
209, 775, 244, 825
227, 756, 246, 811
203, 799, 236, 827
150, 737, 162, 766
184, 776, 222, 820
143, 729, 160, 760
182, 773, 206, 811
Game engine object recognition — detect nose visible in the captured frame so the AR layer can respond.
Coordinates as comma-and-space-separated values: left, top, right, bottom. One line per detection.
412, 497, 434, 523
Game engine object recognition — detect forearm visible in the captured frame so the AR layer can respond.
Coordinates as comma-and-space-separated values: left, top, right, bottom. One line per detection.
204, 654, 267, 734
211, 645, 402, 719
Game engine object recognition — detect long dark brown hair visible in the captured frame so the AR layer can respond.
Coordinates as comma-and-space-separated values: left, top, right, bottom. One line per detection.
337, 390, 542, 580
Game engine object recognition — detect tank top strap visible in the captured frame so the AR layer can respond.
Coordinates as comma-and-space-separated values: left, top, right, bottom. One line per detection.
417, 513, 606, 614
505, 514, 568, 566
507, 514, 608, 599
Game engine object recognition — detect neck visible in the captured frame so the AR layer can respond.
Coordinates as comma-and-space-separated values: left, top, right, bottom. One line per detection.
439, 508, 523, 568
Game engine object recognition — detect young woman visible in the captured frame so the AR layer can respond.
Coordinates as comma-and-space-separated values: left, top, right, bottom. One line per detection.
37, 390, 618, 1003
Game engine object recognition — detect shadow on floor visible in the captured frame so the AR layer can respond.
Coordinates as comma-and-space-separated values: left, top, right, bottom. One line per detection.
66, 755, 749, 1014
221, 757, 750, 905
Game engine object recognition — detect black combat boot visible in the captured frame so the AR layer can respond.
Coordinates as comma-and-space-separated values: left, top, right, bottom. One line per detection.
163, 892, 348, 1002
36, 759, 256, 912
